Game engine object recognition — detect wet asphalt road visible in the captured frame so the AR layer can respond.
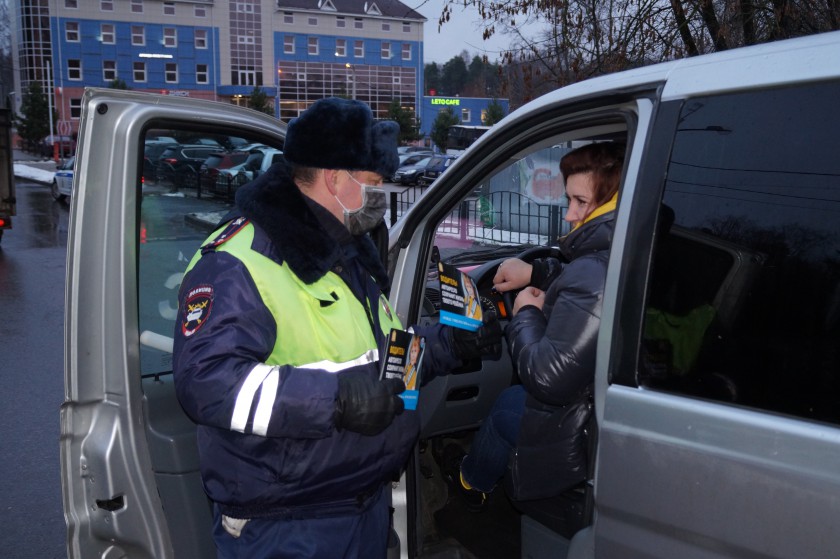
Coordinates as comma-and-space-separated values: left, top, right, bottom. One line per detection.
0, 177, 69, 559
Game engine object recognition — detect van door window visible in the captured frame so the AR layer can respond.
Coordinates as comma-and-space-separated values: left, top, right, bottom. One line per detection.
641, 80, 840, 425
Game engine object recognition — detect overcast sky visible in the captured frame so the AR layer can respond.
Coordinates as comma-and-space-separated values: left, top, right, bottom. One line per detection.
410, 0, 514, 64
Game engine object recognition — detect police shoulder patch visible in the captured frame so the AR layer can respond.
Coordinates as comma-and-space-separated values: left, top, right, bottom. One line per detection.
202, 217, 249, 252
182, 284, 214, 337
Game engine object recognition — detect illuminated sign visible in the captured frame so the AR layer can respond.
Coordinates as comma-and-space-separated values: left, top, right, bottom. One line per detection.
139, 53, 174, 59
431, 98, 460, 106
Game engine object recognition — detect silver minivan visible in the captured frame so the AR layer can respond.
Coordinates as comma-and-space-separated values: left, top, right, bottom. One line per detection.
62, 30, 840, 558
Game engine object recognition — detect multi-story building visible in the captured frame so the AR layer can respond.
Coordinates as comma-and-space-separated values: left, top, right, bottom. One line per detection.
10, 0, 427, 136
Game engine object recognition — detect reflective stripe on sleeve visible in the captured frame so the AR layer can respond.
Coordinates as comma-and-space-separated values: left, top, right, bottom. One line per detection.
231, 363, 277, 433
297, 349, 379, 372
230, 351, 378, 434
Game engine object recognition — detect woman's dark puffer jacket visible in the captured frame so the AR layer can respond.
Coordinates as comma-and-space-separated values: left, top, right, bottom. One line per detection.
504, 209, 615, 500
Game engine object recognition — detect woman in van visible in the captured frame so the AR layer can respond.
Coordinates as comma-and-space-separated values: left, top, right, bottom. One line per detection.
443, 142, 625, 509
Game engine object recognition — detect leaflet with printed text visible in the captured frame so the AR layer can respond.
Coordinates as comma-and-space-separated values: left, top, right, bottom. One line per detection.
438, 261, 483, 332
380, 328, 425, 410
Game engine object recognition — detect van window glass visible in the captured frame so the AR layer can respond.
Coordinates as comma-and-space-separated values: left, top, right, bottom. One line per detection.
642, 81, 840, 425
138, 128, 279, 376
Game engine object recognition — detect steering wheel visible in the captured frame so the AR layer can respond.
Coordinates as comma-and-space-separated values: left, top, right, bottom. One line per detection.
467, 245, 562, 320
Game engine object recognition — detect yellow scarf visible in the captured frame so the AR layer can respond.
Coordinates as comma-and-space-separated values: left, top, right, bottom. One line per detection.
570, 192, 618, 233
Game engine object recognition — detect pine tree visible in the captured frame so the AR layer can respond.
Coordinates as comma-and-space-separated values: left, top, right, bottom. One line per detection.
15, 82, 52, 153
249, 86, 275, 116
386, 99, 420, 144
430, 107, 460, 153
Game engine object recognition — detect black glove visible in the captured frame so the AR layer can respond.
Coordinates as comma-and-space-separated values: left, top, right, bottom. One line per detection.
451, 310, 503, 361
335, 371, 405, 436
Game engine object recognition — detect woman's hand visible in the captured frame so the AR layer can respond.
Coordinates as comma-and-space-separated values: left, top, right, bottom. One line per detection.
513, 287, 545, 315
493, 258, 532, 292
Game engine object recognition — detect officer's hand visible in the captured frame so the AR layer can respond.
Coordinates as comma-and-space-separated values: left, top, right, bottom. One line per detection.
451, 310, 503, 361
335, 371, 405, 436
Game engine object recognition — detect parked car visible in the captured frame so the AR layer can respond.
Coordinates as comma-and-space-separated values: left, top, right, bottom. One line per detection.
143, 139, 179, 183
389, 152, 434, 183
418, 154, 457, 186
64, 31, 840, 559
198, 150, 250, 197
40, 134, 75, 158
154, 144, 220, 189
51, 156, 74, 201
398, 145, 434, 154
215, 146, 285, 191
392, 156, 433, 186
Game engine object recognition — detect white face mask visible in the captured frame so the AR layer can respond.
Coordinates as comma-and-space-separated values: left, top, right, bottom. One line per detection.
335, 172, 387, 235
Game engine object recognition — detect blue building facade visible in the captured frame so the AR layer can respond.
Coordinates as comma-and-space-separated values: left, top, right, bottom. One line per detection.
12, 0, 427, 135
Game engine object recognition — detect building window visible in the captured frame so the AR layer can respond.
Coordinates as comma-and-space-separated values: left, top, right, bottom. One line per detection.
68, 59, 82, 81
235, 2, 254, 13
238, 35, 255, 45
308, 17, 318, 25
308, 37, 319, 55
402, 43, 411, 60
461, 108, 471, 122
100, 0, 114, 11
64, 0, 78, 8
402, 22, 411, 32
284, 36, 295, 54
65, 22, 79, 42
103, 60, 117, 81
165, 63, 177, 83
70, 98, 82, 119
195, 29, 207, 49
335, 39, 346, 57
195, 5, 206, 17
101, 24, 115, 44
381, 42, 391, 59
354, 18, 363, 29
382, 23, 390, 32
131, 25, 145, 46
163, 2, 175, 15
336, 16, 345, 28
164, 28, 177, 48
354, 40, 363, 58
131, 0, 143, 14
196, 64, 208, 84
133, 62, 146, 82
284, 12, 294, 24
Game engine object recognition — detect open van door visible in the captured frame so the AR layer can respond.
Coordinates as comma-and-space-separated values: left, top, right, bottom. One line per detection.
60, 88, 285, 558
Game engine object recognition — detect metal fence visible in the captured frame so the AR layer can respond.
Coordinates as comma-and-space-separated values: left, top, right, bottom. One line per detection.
389, 186, 569, 245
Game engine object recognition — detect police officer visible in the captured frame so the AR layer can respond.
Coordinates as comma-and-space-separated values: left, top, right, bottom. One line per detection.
173, 97, 501, 558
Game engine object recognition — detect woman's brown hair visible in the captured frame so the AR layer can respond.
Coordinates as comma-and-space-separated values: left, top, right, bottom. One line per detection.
559, 142, 626, 207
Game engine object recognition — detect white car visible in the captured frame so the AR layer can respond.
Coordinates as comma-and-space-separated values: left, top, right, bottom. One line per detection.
63, 31, 840, 559
215, 146, 285, 190
51, 156, 74, 201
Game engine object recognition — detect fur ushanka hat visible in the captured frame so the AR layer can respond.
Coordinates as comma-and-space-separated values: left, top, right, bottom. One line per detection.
283, 97, 400, 179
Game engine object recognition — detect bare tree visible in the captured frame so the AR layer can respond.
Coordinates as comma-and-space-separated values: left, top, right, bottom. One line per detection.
438, 0, 840, 104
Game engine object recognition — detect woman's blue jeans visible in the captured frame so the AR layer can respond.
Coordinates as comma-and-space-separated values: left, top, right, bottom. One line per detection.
460, 385, 527, 493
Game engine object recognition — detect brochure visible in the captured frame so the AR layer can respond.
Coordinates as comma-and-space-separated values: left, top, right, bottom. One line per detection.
380, 328, 425, 410
438, 261, 483, 331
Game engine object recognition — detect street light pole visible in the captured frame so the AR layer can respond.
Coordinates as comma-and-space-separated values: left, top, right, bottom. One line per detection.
345, 63, 356, 100
276, 66, 282, 120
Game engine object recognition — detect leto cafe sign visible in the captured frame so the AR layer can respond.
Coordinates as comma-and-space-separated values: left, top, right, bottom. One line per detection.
430, 97, 460, 106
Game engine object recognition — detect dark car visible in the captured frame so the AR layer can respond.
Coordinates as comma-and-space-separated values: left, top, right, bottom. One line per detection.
154, 144, 220, 189
419, 154, 458, 186
143, 140, 179, 183
389, 152, 433, 183
392, 156, 433, 186
199, 150, 250, 197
